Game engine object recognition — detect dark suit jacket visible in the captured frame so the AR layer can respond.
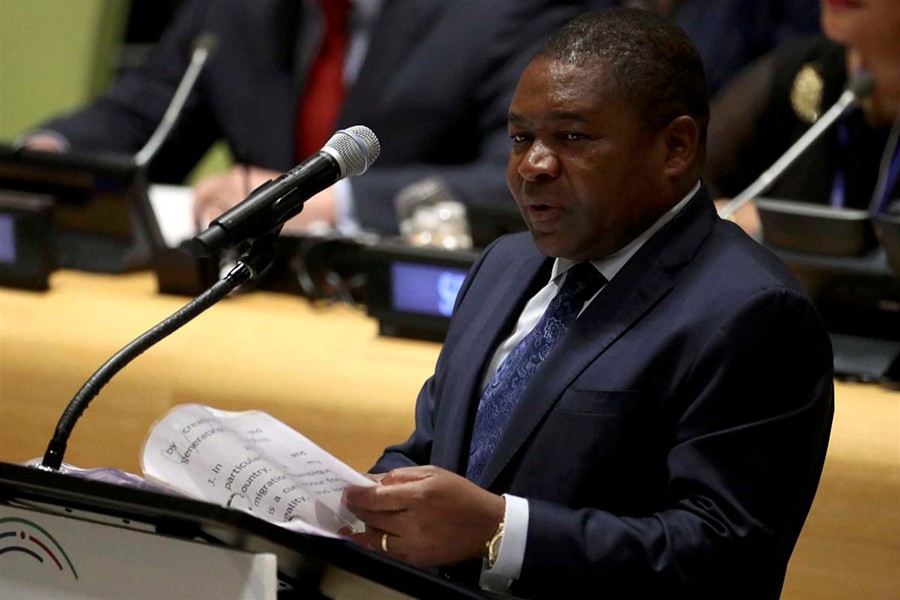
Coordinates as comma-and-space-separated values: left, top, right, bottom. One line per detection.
671, 0, 820, 93
40, 0, 581, 234
373, 186, 834, 599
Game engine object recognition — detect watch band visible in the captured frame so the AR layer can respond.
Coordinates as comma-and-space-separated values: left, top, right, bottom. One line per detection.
487, 520, 505, 569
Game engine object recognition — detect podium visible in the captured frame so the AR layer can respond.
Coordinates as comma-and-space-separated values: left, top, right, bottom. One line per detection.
0, 462, 486, 599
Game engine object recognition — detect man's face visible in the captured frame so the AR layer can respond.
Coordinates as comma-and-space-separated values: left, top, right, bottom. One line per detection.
506, 59, 670, 260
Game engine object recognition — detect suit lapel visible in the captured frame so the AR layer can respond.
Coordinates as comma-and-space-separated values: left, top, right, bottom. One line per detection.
244, 0, 300, 73
430, 247, 551, 475
477, 256, 675, 489
477, 188, 719, 489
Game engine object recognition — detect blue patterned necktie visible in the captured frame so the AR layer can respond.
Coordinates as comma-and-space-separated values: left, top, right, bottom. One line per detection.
466, 262, 607, 481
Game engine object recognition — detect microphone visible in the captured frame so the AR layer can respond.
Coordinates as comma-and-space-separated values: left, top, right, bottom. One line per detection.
718, 72, 876, 219
193, 125, 381, 255
133, 34, 217, 168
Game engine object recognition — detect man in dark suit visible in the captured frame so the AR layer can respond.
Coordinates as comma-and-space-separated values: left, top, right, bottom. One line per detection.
22, 0, 580, 235
343, 8, 834, 598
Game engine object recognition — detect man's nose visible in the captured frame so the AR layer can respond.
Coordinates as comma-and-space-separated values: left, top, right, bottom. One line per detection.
518, 141, 560, 181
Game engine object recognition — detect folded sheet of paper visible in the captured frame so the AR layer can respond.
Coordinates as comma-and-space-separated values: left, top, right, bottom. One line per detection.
140, 404, 376, 537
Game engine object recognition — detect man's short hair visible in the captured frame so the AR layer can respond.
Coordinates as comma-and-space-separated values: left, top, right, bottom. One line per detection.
534, 7, 709, 143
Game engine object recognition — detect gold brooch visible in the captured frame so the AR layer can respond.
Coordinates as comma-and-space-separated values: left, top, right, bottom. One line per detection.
790, 64, 824, 124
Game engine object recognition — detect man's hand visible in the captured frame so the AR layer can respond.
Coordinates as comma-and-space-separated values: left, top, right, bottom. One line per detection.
342, 466, 505, 568
20, 134, 66, 153
192, 165, 280, 227
192, 165, 337, 231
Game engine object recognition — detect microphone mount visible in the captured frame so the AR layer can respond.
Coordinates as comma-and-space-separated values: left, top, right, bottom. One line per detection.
193, 126, 381, 256
39, 125, 380, 471
40, 231, 279, 471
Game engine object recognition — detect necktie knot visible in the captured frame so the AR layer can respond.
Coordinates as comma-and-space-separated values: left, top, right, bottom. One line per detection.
557, 262, 607, 310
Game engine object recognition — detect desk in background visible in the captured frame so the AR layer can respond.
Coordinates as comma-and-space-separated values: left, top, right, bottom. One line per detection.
1, 271, 897, 599
0, 271, 440, 474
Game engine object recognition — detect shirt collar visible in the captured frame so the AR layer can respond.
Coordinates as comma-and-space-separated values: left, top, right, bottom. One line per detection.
552, 180, 701, 283
352, 0, 382, 21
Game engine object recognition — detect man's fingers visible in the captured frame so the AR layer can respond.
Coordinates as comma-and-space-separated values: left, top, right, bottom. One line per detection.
380, 466, 434, 485
366, 472, 387, 483
348, 528, 402, 557
347, 506, 402, 533
345, 482, 413, 513
347, 530, 377, 551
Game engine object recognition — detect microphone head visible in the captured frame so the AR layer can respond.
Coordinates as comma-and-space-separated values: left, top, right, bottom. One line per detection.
193, 33, 217, 56
847, 71, 876, 99
324, 126, 381, 177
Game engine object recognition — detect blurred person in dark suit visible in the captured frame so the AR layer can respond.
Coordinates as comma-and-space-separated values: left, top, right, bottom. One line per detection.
20, 0, 581, 236
584, 0, 821, 92
706, 0, 900, 235
342, 9, 834, 598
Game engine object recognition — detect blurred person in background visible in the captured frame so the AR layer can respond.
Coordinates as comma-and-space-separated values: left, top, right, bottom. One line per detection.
584, 0, 821, 93
705, 0, 900, 235
18, 0, 581, 236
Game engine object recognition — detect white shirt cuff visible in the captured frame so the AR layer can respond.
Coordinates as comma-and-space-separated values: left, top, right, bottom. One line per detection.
479, 493, 528, 593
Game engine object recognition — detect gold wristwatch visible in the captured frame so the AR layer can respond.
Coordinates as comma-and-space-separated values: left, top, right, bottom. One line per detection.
487, 520, 505, 569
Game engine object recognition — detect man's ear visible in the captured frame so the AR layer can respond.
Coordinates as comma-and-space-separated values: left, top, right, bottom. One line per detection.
661, 115, 701, 178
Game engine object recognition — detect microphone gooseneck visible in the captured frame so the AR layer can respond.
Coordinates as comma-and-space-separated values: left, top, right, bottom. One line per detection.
133, 34, 217, 169
41, 261, 254, 471
38, 125, 381, 471
192, 125, 381, 255
718, 72, 877, 220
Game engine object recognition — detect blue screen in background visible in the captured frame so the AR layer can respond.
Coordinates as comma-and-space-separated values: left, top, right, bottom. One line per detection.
391, 262, 467, 317
0, 215, 16, 264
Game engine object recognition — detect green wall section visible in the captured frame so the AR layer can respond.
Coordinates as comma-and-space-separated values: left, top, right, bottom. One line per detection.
0, 0, 230, 180
0, 0, 129, 140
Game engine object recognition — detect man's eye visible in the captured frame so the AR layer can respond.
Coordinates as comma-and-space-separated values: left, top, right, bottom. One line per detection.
509, 133, 531, 143
564, 132, 587, 141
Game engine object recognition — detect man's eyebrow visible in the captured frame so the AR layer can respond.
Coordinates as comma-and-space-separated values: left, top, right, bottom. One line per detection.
508, 112, 527, 124
508, 111, 590, 124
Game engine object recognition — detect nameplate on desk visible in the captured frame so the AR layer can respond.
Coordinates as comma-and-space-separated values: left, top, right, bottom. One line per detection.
0, 145, 161, 274
365, 242, 477, 342
0, 190, 54, 290
391, 262, 467, 317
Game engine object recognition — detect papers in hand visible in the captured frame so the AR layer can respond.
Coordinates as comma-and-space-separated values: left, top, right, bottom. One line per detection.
140, 404, 375, 538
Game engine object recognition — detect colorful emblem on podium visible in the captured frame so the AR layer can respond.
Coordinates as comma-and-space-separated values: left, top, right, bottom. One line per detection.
0, 517, 79, 579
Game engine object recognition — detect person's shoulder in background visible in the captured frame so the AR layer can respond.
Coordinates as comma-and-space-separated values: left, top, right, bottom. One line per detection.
580, 0, 821, 93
